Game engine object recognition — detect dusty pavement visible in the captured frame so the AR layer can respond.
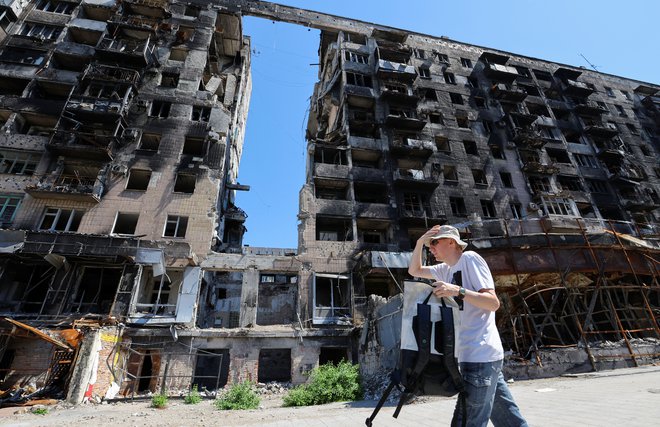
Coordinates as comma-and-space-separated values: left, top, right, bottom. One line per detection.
1, 365, 659, 427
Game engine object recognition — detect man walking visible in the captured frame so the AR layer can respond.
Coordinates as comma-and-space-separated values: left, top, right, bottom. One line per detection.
408, 225, 528, 427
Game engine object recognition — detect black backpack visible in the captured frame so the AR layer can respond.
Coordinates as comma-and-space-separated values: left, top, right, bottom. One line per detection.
365, 282, 466, 426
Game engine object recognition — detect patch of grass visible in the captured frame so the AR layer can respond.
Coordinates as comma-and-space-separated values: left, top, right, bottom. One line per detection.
283, 361, 363, 407
31, 407, 49, 415
214, 382, 260, 410
184, 384, 202, 405
151, 393, 169, 409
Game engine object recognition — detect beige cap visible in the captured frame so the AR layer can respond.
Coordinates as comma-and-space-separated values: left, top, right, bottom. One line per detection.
425, 225, 468, 249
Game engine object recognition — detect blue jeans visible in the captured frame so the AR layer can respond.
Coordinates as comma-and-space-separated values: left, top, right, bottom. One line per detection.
451, 360, 528, 427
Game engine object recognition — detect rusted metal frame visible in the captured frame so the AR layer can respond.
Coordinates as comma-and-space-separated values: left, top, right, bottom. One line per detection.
527, 287, 567, 348
503, 220, 541, 363
604, 289, 638, 366
636, 247, 660, 338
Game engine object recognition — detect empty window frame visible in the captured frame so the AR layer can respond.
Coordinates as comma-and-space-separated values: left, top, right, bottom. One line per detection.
436, 53, 449, 64
163, 215, 188, 238
149, 101, 171, 118
509, 202, 523, 219
346, 72, 372, 87
435, 136, 450, 153
182, 136, 205, 156
0, 47, 46, 66
344, 50, 368, 64
514, 66, 531, 78
625, 123, 639, 134
460, 57, 472, 68
357, 219, 390, 244
473, 97, 487, 108
173, 173, 196, 193
38, 207, 83, 232
480, 199, 496, 218
463, 140, 478, 155
0, 195, 21, 225
449, 92, 464, 104
160, 72, 179, 87
428, 113, 444, 125
529, 176, 551, 192
543, 197, 575, 216
421, 88, 437, 101
472, 169, 488, 186
532, 69, 553, 81
586, 179, 608, 193
316, 216, 353, 241
413, 48, 426, 59
489, 144, 505, 159
313, 274, 350, 324
314, 147, 347, 165
574, 154, 598, 168
112, 212, 139, 235
557, 175, 584, 191
604, 86, 615, 97
545, 148, 570, 163
191, 106, 211, 122
614, 104, 627, 117
126, 169, 151, 191
418, 67, 431, 78
456, 116, 470, 128
449, 196, 467, 216
402, 192, 430, 216
0, 150, 39, 175
443, 72, 456, 84
169, 47, 188, 61
351, 149, 380, 168
500, 171, 514, 188
443, 165, 458, 183
314, 179, 349, 200
354, 182, 388, 203
139, 133, 161, 151
36, 0, 76, 14
20, 22, 63, 41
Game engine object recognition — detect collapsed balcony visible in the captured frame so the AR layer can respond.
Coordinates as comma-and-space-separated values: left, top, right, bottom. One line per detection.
389, 136, 434, 159
393, 167, 439, 189
25, 170, 105, 203
572, 100, 609, 117
96, 34, 158, 67
491, 83, 528, 102
582, 120, 619, 138
47, 122, 124, 161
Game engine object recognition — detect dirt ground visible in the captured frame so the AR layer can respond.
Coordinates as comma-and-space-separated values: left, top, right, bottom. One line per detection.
0, 393, 396, 427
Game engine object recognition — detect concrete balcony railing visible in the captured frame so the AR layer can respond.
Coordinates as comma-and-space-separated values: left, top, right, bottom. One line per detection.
393, 168, 439, 188
389, 137, 434, 158
47, 130, 118, 161
562, 79, 595, 97
377, 59, 417, 81
25, 173, 105, 203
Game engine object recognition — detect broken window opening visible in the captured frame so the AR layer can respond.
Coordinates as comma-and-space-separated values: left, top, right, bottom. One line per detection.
357, 219, 390, 245
138, 133, 161, 151
173, 173, 196, 194
135, 269, 181, 316
19, 22, 63, 41
149, 101, 171, 118
36, 0, 76, 14
314, 179, 349, 200
428, 113, 443, 125
182, 136, 206, 156
316, 216, 353, 241
529, 176, 551, 193
351, 149, 381, 169
38, 207, 84, 232
480, 199, 497, 218
0, 195, 22, 226
354, 182, 388, 204
463, 140, 478, 155
169, 47, 188, 62
314, 146, 347, 166
472, 169, 488, 187
319, 347, 349, 365
344, 50, 368, 64
163, 215, 188, 238
449, 196, 467, 216
126, 169, 151, 191
257, 274, 297, 325
192, 349, 228, 390
443, 72, 456, 85
346, 72, 372, 87
509, 202, 523, 219
160, 72, 179, 88
449, 92, 464, 105
313, 274, 351, 324
191, 106, 211, 122
443, 165, 458, 183
435, 136, 450, 152
0, 262, 52, 313
69, 267, 122, 314
0, 47, 46, 66
258, 349, 291, 382
500, 171, 514, 188
112, 212, 139, 235
460, 57, 472, 68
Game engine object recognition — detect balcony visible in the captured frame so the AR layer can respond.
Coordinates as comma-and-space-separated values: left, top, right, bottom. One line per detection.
389, 137, 434, 158
511, 128, 546, 149
124, 0, 171, 19
108, 13, 160, 36
398, 205, 446, 226
96, 35, 157, 66
594, 141, 625, 163
313, 163, 350, 180
561, 79, 595, 97
583, 122, 619, 138
376, 40, 412, 63
393, 168, 439, 189
25, 174, 104, 203
64, 95, 126, 122
380, 85, 418, 105
377, 59, 417, 82
344, 85, 376, 108
482, 63, 519, 83
84, 63, 141, 86
47, 130, 118, 161
491, 83, 527, 102
522, 161, 559, 175
385, 109, 426, 130
619, 190, 659, 212
572, 100, 609, 116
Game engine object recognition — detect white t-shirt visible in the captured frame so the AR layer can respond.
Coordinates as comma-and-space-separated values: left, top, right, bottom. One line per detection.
429, 251, 504, 363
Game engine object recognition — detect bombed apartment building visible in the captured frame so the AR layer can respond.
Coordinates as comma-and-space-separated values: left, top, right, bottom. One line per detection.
0, 0, 658, 406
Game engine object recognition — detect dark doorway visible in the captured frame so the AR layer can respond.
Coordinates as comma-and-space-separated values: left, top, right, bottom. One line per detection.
138, 351, 153, 392
193, 349, 229, 390
319, 347, 348, 365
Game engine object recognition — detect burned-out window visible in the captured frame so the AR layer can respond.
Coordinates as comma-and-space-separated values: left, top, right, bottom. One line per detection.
163, 215, 188, 238
480, 200, 496, 218
357, 220, 390, 244
413, 48, 425, 59
625, 123, 639, 135
0, 150, 39, 175
402, 192, 430, 216
604, 86, 615, 97
443, 72, 456, 84
316, 216, 352, 241
149, 100, 171, 118
314, 147, 347, 165
532, 69, 553, 81
436, 53, 449, 64
545, 148, 570, 164
490, 144, 505, 159
428, 113, 443, 125
574, 154, 598, 168
354, 182, 388, 203
112, 212, 139, 235
346, 72, 372, 87
37, 0, 76, 14
19, 22, 63, 41
313, 274, 350, 324
139, 133, 161, 151
514, 66, 531, 78
0, 47, 46, 66
500, 171, 514, 188
463, 140, 478, 155
182, 136, 205, 156
460, 58, 472, 68
435, 136, 450, 153
529, 176, 551, 192
543, 197, 575, 216
614, 104, 627, 117
586, 179, 608, 193
344, 50, 368, 64
510, 202, 523, 219
449, 92, 464, 104
456, 116, 470, 128
39, 208, 83, 232
557, 175, 584, 191
422, 88, 438, 101
443, 165, 458, 183
169, 47, 188, 61
191, 106, 211, 122
174, 173, 196, 193
418, 67, 430, 79
472, 169, 488, 186
126, 169, 151, 191
160, 72, 179, 88
315, 179, 349, 200
449, 196, 467, 216
0, 195, 21, 225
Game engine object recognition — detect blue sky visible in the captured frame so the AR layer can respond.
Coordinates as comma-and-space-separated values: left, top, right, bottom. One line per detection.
235, 0, 660, 249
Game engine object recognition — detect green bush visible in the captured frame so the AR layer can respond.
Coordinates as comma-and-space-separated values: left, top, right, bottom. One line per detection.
215, 382, 260, 410
283, 361, 363, 407
31, 407, 49, 415
151, 393, 169, 408
184, 384, 202, 405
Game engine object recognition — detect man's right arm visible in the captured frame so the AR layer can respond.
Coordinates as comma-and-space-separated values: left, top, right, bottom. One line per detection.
408, 227, 439, 280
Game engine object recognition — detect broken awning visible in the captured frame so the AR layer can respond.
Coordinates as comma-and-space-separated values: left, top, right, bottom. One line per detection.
3, 318, 72, 350
371, 251, 412, 269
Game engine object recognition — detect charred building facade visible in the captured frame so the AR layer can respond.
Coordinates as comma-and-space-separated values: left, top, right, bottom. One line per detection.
0, 0, 658, 405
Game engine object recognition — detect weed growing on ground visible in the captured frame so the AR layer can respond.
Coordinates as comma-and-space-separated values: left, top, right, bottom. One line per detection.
283, 361, 363, 407
31, 407, 49, 415
184, 384, 202, 404
215, 382, 260, 410
151, 393, 169, 408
